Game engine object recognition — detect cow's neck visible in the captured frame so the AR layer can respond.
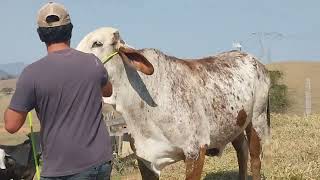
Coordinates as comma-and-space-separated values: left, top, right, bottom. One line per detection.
122, 62, 157, 107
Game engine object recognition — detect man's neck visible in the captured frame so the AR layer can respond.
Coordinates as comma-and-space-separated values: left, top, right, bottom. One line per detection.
46, 42, 70, 53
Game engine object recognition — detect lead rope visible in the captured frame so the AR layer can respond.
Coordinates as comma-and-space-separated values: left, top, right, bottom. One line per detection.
28, 112, 41, 180
102, 51, 119, 64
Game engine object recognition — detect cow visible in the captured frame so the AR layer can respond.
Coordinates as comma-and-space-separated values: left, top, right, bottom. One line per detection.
77, 27, 271, 180
0, 132, 41, 180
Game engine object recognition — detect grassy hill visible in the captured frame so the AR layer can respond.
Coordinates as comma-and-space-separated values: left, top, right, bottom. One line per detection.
267, 61, 320, 115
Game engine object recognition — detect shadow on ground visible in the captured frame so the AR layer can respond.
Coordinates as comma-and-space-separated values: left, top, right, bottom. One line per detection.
203, 170, 252, 180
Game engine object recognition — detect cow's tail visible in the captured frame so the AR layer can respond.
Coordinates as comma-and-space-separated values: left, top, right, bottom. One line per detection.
263, 94, 272, 169
264, 93, 271, 139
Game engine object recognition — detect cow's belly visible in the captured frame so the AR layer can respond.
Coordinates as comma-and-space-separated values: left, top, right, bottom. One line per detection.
133, 136, 185, 175
206, 113, 250, 155
208, 126, 244, 154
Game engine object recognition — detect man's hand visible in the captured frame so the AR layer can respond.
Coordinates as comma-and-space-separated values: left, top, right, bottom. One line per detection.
102, 81, 113, 97
4, 108, 27, 134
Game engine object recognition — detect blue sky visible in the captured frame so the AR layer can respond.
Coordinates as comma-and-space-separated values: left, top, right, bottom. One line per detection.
0, 0, 319, 64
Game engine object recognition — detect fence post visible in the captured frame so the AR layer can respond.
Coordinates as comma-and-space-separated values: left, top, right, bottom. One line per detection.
304, 78, 311, 117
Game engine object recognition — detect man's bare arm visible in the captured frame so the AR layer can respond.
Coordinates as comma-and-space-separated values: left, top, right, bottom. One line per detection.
4, 108, 27, 134
102, 81, 113, 97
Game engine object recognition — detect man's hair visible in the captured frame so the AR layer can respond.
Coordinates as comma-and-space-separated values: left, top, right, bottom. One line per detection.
37, 23, 73, 44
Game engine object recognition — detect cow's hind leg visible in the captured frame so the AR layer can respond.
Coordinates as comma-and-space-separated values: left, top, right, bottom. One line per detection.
185, 146, 206, 180
232, 132, 248, 180
137, 158, 159, 180
246, 122, 261, 180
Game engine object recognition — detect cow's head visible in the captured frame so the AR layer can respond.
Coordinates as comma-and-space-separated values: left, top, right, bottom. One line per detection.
76, 27, 154, 105
77, 27, 154, 76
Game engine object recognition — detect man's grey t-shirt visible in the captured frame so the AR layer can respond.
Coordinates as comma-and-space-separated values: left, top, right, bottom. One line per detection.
9, 48, 112, 177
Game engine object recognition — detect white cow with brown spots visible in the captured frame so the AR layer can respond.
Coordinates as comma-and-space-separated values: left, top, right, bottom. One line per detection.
77, 27, 271, 180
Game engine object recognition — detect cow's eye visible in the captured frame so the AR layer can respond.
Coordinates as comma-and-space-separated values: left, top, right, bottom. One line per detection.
92, 41, 103, 48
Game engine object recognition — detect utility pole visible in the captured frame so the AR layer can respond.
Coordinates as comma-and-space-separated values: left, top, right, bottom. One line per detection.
250, 32, 284, 64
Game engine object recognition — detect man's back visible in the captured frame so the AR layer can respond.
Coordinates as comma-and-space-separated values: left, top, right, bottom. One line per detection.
10, 48, 112, 176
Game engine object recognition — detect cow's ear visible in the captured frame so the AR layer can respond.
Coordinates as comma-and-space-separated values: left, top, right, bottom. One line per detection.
118, 46, 154, 75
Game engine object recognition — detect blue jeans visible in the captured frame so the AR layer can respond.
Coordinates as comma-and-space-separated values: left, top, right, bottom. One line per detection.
41, 161, 112, 180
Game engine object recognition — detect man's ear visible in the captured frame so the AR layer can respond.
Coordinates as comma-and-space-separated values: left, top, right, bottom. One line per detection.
118, 46, 154, 75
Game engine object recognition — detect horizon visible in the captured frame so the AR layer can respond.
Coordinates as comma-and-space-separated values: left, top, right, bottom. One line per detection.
1, 0, 319, 65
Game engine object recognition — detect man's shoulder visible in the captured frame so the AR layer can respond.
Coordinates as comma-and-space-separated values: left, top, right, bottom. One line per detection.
72, 49, 96, 58
21, 49, 101, 76
72, 49, 103, 66
22, 57, 47, 73
19, 53, 55, 79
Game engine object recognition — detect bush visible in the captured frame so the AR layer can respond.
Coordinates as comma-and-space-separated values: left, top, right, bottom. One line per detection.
0, 87, 14, 95
269, 70, 290, 113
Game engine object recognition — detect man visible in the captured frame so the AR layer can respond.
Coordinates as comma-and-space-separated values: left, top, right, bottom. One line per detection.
4, 2, 113, 179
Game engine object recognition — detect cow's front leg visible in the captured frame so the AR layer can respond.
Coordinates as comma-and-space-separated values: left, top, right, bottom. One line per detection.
185, 146, 206, 180
137, 158, 159, 180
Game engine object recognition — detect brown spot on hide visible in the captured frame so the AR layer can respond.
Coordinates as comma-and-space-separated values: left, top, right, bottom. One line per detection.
211, 104, 215, 110
222, 62, 230, 68
236, 109, 247, 127
163, 50, 244, 77
140, 101, 145, 109
221, 104, 226, 109
172, 56, 223, 73
199, 77, 206, 86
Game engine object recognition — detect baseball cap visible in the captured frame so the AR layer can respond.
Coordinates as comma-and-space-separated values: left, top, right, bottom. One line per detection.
37, 2, 71, 28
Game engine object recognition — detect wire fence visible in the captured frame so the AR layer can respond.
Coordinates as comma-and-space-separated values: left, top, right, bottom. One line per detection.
285, 84, 320, 116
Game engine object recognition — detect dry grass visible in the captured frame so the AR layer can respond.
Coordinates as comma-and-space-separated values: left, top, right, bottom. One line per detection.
268, 114, 320, 180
